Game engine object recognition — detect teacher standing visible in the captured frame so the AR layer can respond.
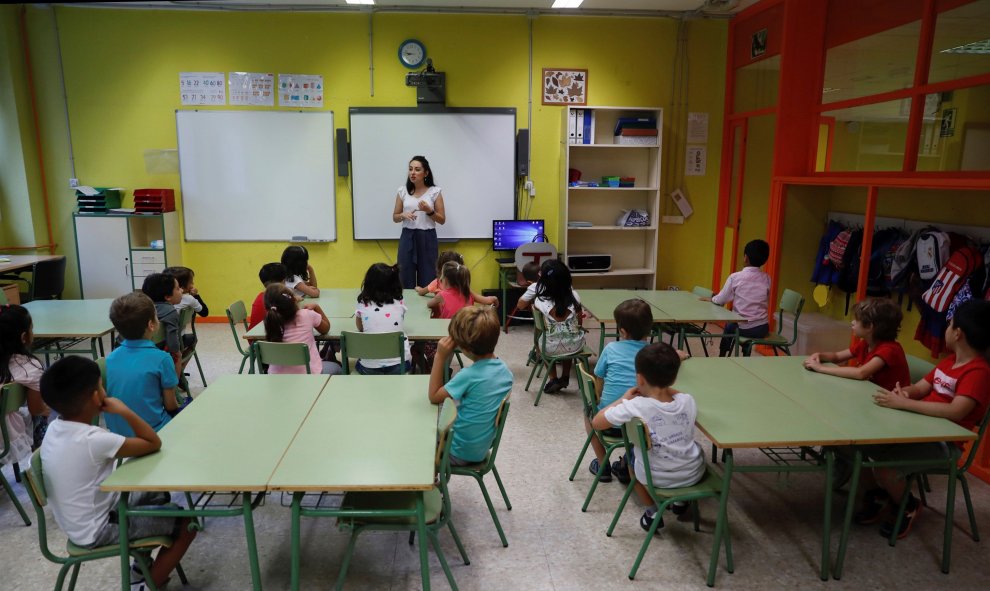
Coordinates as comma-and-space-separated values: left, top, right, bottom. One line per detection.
393, 155, 446, 289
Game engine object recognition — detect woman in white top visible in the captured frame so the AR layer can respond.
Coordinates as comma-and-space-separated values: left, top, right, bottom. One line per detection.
392, 155, 446, 289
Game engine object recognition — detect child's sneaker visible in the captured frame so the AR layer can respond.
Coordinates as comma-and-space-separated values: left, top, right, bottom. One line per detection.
640, 509, 664, 534
670, 501, 689, 516
588, 458, 612, 482
854, 488, 889, 525
543, 378, 562, 393
610, 455, 631, 485
879, 494, 921, 540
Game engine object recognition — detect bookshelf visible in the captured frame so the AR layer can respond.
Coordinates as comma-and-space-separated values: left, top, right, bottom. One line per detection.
560, 106, 662, 288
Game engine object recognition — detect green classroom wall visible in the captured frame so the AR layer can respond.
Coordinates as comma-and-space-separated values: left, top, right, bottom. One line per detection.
3, 5, 727, 309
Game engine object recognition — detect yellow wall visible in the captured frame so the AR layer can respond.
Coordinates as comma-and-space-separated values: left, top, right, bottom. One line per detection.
6, 5, 727, 310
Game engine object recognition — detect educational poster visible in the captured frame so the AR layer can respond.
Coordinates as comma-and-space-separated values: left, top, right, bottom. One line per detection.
229, 72, 275, 107
179, 72, 226, 106
685, 146, 707, 176
687, 112, 709, 144
278, 74, 324, 108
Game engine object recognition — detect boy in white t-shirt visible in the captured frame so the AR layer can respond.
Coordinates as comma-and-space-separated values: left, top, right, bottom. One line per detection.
39, 356, 196, 589
592, 342, 705, 532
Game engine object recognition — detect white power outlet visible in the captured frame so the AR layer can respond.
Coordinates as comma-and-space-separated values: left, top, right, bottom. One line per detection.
69, 178, 80, 188
525, 180, 535, 197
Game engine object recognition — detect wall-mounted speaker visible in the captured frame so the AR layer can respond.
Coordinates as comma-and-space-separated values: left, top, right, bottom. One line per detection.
336, 128, 349, 177
516, 129, 529, 177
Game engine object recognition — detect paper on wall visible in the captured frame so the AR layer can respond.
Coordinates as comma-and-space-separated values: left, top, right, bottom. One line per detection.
687, 112, 709, 143
278, 74, 324, 108
180, 72, 226, 106
685, 146, 707, 176
229, 72, 275, 107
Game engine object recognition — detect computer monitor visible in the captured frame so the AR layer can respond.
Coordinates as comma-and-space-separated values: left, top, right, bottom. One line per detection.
492, 219, 545, 252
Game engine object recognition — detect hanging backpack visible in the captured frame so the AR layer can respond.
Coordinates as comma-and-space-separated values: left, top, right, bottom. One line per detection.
889, 227, 922, 291
837, 229, 864, 294
866, 227, 905, 296
828, 229, 852, 270
916, 230, 950, 282
811, 220, 845, 286
921, 246, 982, 313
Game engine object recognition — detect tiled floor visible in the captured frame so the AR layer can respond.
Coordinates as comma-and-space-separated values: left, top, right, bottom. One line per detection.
1, 321, 988, 590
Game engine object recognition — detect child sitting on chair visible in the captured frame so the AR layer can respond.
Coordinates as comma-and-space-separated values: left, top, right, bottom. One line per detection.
706, 239, 771, 357
427, 306, 513, 465
105, 292, 181, 434
40, 355, 196, 588
592, 343, 705, 533
142, 272, 184, 382
166, 265, 208, 352
250, 262, 289, 329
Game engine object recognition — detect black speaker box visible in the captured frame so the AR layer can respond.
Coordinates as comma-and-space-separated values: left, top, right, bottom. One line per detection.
516, 129, 529, 176
336, 128, 349, 177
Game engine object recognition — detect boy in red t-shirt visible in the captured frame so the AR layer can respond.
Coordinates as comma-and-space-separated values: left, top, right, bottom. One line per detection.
861, 299, 990, 539
249, 262, 288, 329
804, 298, 911, 391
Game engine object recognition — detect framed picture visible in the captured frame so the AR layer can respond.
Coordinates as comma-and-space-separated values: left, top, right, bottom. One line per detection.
542, 68, 587, 105
751, 28, 767, 59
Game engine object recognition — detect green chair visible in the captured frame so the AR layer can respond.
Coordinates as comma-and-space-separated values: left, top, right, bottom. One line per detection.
606, 417, 733, 585
339, 331, 407, 375
0, 383, 32, 525
225, 301, 253, 374
21, 449, 188, 591
0, 287, 7, 304
676, 286, 734, 357
335, 400, 469, 590
177, 307, 207, 388
253, 341, 311, 374
450, 395, 513, 547
569, 364, 626, 511
734, 288, 804, 357
525, 309, 593, 406
906, 354, 935, 383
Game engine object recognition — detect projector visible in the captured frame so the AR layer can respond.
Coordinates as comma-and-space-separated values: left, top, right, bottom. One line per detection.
567, 254, 612, 273
405, 72, 444, 87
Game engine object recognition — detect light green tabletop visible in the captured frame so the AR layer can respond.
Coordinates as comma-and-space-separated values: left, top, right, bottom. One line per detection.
644, 290, 743, 323
579, 290, 661, 323
269, 375, 437, 492
735, 356, 976, 446
243, 313, 449, 342
676, 357, 847, 448
24, 299, 115, 338
304, 289, 432, 320
101, 374, 328, 493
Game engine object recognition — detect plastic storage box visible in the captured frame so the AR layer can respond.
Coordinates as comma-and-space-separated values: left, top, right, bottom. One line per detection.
778, 312, 851, 356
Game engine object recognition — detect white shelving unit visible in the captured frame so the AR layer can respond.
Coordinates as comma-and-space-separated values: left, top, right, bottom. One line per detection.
74, 212, 181, 299
559, 106, 662, 289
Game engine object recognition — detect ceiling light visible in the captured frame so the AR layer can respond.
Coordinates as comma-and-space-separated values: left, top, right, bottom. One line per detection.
552, 0, 584, 8
941, 39, 990, 54
345, 0, 375, 5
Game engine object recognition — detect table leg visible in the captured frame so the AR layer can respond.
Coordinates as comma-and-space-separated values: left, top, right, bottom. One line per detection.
820, 449, 834, 581
833, 449, 862, 579
241, 492, 263, 590
416, 493, 430, 591
291, 492, 302, 590
708, 450, 734, 587
118, 492, 130, 591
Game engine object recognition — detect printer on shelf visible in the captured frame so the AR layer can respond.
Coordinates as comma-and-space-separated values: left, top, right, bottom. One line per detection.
567, 254, 612, 273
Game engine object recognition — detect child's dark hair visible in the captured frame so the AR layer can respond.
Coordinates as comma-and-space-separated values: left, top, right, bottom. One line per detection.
163, 266, 194, 290
535, 259, 580, 318
359, 263, 403, 306
259, 262, 288, 286
744, 239, 770, 268
440, 261, 471, 301
109, 291, 158, 340
635, 343, 681, 388
281, 245, 310, 281
852, 298, 903, 342
0, 304, 41, 385
263, 283, 299, 343
521, 262, 540, 283
614, 299, 653, 341
40, 356, 101, 418
952, 299, 990, 354
142, 272, 177, 302
449, 306, 500, 356
435, 251, 464, 274
406, 155, 436, 194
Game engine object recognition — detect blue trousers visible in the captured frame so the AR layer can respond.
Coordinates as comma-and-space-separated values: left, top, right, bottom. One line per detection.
719, 322, 769, 357
398, 227, 439, 289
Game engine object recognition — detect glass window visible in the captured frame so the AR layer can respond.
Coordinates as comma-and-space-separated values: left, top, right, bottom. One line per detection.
733, 55, 779, 113
916, 84, 990, 171
821, 98, 913, 171
929, 0, 990, 84
823, 20, 921, 104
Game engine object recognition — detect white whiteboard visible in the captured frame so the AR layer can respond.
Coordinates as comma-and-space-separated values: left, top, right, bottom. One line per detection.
176, 110, 336, 241
349, 109, 516, 240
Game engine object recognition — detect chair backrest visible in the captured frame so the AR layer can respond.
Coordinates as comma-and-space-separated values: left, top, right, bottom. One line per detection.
906, 354, 935, 384
29, 257, 67, 301
483, 396, 512, 469
226, 301, 250, 356
339, 331, 406, 375
254, 341, 311, 373
0, 288, 7, 304
22, 449, 65, 564
960, 405, 990, 472
692, 285, 714, 299
575, 363, 600, 420
1, 383, 27, 459
776, 288, 805, 341
150, 317, 166, 347
178, 306, 195, 333
625, 416, 658, 489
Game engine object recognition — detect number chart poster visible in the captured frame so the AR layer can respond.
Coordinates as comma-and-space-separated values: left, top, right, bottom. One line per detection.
229, 72, 275, 107
278, 74, 324, 108
179, 72, 226, 106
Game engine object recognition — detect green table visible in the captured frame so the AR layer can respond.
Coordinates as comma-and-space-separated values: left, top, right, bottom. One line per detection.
268, 375, 438, 590
676, 356, 975, 581
101, 374, 330, 590
24, 298, 115, 358
303, 288, 432, 319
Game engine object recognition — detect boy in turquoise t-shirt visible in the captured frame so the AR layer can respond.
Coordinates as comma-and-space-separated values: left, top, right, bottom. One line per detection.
428, 306, 513, 464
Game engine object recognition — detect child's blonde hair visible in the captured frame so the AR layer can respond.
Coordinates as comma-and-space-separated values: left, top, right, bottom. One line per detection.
440, 261, 471, 301
852, 298, 902, 342
449, 306, 500, 356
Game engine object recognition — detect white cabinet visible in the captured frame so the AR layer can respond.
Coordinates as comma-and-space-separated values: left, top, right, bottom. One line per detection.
560, 106, 662, 289
74, 213, 181, 299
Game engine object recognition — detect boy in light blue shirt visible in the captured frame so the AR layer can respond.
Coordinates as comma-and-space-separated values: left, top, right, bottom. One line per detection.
584, 299, 653, 483
105, 291, 180, 437
428, 306, 513, 464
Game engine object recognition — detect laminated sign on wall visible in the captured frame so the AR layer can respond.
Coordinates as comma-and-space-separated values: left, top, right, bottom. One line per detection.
179, 72, 226, 106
